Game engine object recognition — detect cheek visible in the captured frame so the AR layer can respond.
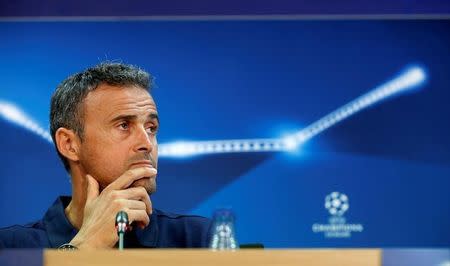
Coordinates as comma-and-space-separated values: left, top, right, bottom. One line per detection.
82, 139, 113, 164
80, 139, 129, 186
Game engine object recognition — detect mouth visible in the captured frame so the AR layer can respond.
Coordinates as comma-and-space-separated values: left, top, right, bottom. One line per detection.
130, 160, 155, 169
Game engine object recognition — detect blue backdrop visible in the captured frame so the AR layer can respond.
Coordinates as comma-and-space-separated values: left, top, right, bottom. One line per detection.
0, 19, 449, 247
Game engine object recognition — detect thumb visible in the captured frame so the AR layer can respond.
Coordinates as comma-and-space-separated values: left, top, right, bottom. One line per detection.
85, 174, 99, 203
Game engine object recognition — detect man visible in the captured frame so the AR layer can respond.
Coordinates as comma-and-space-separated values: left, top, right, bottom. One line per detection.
0, 63, 211, 249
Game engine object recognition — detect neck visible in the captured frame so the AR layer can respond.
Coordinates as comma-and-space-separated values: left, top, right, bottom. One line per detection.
64, 167, 87, 230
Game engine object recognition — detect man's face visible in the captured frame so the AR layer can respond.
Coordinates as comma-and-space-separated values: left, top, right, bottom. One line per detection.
77, 84, 159, 193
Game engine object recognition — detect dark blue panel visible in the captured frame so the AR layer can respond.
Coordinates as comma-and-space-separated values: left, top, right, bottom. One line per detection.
0, 0, 449, 16
383, 249, 450, 266
0, 249, 42, 266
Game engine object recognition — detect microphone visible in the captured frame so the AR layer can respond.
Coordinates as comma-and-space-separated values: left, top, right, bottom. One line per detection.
115, 211, 129, 250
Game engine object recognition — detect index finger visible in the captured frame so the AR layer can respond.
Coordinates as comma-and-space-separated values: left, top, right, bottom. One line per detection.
104, 167, 157, 192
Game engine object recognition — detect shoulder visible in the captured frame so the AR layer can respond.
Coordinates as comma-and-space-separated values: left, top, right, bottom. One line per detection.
154, 209, 212, 248
0, 221, 49, 248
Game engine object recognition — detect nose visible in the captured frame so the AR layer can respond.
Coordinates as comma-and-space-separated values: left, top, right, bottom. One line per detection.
134, 125, 154, 153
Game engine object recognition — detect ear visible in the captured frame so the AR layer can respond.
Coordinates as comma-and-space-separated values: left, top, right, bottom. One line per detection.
55, 127, 81, 163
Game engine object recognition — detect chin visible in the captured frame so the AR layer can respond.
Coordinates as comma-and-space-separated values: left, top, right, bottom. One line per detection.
130, 178, 157, 194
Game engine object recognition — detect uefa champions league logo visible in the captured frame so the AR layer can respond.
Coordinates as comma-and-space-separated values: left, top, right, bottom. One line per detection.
325, 192, 349, 216
312, 191, 363, 238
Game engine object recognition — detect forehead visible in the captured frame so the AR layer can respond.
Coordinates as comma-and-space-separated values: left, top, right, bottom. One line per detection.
83, 83, 157, 119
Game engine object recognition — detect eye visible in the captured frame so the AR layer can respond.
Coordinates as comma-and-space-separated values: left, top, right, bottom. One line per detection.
146, 126, 158, 135
118, 121, 129, 130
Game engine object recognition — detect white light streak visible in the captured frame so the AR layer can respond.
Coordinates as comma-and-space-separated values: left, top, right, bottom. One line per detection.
0, 65, 426, 158
0, 101, 52, 143
158, 66, 426, 157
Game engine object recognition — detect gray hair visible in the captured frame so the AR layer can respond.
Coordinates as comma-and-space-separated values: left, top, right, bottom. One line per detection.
50, 62, 153, 171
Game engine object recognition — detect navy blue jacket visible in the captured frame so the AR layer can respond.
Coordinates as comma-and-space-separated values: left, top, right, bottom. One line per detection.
0, 196, 212, 248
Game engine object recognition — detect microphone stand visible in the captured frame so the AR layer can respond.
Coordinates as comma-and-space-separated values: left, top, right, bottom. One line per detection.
119, 231, 125, 250
115, 211, 129, 251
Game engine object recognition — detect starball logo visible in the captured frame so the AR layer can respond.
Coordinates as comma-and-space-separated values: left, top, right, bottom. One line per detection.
312, 192, 364, 238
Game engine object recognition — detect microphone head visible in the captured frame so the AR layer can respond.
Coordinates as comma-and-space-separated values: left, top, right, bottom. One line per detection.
115, 211, 129, 224
115, 211, 129, 234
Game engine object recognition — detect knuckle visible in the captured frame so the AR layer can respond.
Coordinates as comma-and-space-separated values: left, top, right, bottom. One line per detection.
129, 212, 138, 223
139, 187, 147, 195
112, 200, 121, 211
138, 210, 148, 221
110, 190, 119, 200
139, 210, 147, 218
116, 200, 126, 209
136, 200, 144, 208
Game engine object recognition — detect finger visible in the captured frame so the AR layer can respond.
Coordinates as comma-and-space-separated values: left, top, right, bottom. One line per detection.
127, 209, 150, 228
105, 167, 157, 192
115, 199, 146, 210
115, 187, 152, 214
85, 174, 99, 203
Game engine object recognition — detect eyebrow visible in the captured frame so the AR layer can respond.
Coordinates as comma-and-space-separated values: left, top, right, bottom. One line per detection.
110, 113, 159, 124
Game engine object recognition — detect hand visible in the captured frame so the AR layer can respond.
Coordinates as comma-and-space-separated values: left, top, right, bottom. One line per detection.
69, 167, 156, 249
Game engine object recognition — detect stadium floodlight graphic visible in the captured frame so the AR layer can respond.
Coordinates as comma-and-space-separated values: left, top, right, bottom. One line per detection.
0, 65, 426, 158
158, 65, 426, 157
0, 100, 53, 143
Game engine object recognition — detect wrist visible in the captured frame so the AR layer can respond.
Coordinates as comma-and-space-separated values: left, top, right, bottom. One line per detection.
69, 235, 96, 250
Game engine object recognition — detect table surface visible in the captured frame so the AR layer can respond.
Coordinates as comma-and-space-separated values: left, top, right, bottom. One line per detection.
44, 249, 381, 266
1, 248, 449, 266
